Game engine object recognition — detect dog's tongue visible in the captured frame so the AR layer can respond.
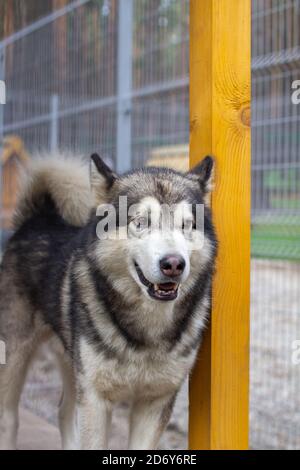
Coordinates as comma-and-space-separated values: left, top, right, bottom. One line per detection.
157, 282, 178, 292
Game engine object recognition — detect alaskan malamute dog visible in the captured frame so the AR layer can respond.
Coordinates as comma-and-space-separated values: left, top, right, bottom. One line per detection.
0, 153, 217, 450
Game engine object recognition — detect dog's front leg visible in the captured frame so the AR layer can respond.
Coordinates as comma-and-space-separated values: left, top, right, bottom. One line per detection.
128, 393, 176, 450
77, 389, 112, 450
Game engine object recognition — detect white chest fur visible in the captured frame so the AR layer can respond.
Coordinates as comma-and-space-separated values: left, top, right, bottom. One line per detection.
79, 337, 195, 402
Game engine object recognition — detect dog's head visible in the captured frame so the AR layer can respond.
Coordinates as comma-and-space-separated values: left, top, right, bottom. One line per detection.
90, 154, 217, 303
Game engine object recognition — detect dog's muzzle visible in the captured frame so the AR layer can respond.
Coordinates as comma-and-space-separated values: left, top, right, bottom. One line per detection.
134, 262, 180, 301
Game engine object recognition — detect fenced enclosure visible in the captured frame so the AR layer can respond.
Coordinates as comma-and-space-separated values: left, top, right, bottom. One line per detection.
251, 0, 300, 449
0, 0, 299, 449
0, 0, 189, 169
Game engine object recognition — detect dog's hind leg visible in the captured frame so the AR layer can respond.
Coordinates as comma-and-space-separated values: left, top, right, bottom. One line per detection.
56, 354, 78, 450
0, 267, 44, 450
0, 340, 35, 449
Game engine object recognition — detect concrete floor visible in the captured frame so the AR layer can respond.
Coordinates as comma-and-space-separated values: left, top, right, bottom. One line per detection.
18, 409, 60, 450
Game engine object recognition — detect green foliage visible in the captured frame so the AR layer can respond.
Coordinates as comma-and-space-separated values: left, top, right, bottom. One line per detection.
264, 169, 300, 191
251, 216, 300, 260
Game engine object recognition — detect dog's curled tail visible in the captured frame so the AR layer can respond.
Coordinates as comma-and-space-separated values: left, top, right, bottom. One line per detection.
13, 153, 93, 229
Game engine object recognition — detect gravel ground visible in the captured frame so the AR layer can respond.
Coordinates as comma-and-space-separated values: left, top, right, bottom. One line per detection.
250, 259, 300, 449
20, 259, 300, 449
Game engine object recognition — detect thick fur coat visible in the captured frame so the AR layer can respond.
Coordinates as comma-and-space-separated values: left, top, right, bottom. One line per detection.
0, 153, 217, 450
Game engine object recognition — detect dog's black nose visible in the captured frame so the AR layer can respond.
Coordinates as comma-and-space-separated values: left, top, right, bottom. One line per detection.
160, 255, 186, 278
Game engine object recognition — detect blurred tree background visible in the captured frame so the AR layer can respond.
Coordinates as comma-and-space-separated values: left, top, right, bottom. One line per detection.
0, 0, 188, 94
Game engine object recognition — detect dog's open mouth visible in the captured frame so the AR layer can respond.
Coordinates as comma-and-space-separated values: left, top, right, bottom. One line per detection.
134, 262, 179, 301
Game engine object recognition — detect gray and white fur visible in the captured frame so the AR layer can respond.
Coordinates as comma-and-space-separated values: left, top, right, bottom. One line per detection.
0, 153, 217, 450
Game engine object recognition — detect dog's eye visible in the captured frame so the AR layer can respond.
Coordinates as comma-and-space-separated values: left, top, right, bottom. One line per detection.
182, 219, 193, 234
134, 216, 148, 231
128, 216, 149, 237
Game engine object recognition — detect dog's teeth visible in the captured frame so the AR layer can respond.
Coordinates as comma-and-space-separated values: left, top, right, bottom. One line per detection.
154, 284, 159, 291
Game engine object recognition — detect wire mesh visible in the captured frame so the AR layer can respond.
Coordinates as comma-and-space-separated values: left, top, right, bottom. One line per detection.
1, 0, 118, 158
251, 0, 300, 450
0, 0, 190, 450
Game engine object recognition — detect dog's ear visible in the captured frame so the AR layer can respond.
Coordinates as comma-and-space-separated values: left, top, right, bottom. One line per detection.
90, 153, 117, 202
186, 155, 214, 194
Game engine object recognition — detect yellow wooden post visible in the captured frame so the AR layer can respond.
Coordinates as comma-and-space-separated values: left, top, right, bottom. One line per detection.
189, 0, 251, 450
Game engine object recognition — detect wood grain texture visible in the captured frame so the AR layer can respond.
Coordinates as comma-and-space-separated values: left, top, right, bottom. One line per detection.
189, 0, 251, 450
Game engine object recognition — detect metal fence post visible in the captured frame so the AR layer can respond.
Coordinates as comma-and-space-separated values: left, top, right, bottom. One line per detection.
50, 94, 59, 152
116, 0, 133, 173
0, 46, 6, 252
